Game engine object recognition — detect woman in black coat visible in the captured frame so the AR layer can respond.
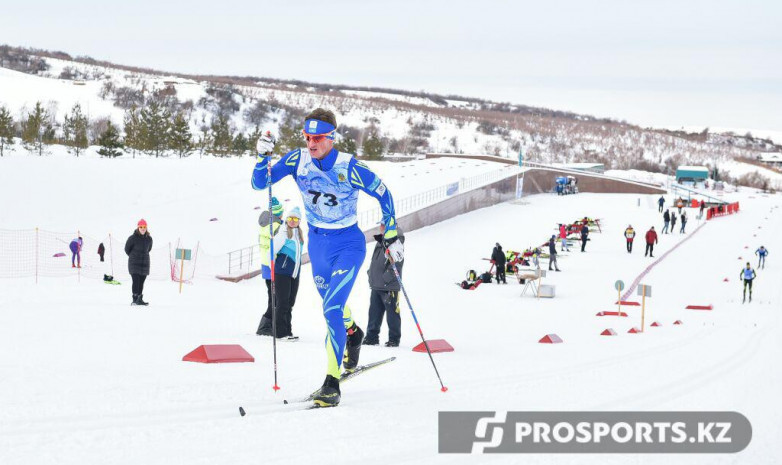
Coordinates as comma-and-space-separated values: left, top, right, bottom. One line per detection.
125, 219, 153, 306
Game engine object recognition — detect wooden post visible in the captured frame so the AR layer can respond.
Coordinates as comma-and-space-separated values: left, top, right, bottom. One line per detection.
536, 271, 541, 298
179, 253, 185, 294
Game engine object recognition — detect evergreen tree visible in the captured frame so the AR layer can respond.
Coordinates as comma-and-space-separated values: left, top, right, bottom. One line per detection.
275, 118, 305, 155
139, 100, 171, 157
169, 112, 193, 158
97, 121, 124, 158
210, 113, 233, 156
123, 107, 141, 158
362, 127, 384, 160
0, 106, 14, 156
21, 102, 48, 156
197, 124, 212, 158
232, 133, 249, 156
63, 103, 89, 157
247, 126, 263, 157
334, 134, 357, 154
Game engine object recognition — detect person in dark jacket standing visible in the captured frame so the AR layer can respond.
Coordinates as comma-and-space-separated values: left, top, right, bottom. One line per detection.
679, 211, 688, 233
670, 211, 677, 233
98, 242, 105, 262
125, 219, 153, 306
363, 224, 405, 347
548, 235, 561, 271
580, 223, 589, 252
662, 209, 671, 234
644, 226, 658, 257
491, 243, 507, 284
658, 196, 665, 212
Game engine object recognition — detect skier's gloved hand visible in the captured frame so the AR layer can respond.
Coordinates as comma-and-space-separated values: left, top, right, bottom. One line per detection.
384, 237, 404, 262
256, 131, 276, 159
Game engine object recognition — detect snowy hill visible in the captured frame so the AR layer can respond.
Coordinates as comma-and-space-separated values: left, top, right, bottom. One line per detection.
1, 46, 781, 190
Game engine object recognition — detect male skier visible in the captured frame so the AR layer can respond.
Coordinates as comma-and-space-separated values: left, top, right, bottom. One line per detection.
740, 262, 756, 303
755, 246, 768, 269
252, 108, 403, 407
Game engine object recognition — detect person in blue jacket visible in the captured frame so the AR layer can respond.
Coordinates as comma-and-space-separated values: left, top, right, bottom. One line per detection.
269, 206, 304, 340
252, 108, 403, 407
755, 246, 768, 269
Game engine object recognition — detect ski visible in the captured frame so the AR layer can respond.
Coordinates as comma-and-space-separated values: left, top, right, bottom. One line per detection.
283, 356, 396, 405
238, 356, 396, 416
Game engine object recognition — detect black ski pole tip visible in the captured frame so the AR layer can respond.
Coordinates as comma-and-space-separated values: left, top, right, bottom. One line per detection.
239, 407, 246, 417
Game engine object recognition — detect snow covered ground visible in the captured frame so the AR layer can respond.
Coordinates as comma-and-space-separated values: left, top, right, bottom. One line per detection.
1, 155, 781, 464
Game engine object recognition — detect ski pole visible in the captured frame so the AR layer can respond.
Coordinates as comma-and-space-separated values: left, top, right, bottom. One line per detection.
385, 246, 448, 392
263, 132, 280, 392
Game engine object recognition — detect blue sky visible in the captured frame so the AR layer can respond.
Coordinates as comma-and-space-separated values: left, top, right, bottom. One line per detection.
2, 0, 780, 132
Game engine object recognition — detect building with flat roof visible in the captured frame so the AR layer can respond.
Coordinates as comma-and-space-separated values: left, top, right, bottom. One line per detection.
757, 153, 782, 168
675, 166, 709, 183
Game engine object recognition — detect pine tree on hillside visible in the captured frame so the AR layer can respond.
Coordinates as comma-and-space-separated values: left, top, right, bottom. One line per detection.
169, 112, 193, 158
233, 133, 248, 156
210, 113, 233, 156
0, 106, 14, 156
247, 126, 262, 157
63, 103, 89, 157
21, 102, 48, 156
139, 100, 170, 157
97, 121, 123, 158
362, 127, 384, 160
196, 122, 212, 158
275, 118, 305, 155
123, 107, 141, 158
334, 134, 357, 154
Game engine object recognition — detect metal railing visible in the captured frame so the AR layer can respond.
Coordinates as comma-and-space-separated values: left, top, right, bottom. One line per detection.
227, 243, 260, 275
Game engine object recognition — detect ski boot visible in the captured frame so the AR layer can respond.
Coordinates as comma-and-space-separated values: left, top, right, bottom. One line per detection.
343, 322, 364, 373
131, 294, 139, 306
313, 375, 340, 408
136, 294, 149, 306
384, 340, 399, 347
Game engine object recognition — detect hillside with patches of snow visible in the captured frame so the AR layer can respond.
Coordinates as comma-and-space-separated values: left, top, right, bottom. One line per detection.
1, 47, 781, 189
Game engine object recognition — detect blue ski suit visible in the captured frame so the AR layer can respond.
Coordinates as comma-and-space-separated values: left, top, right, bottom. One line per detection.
252, 147, 397, 378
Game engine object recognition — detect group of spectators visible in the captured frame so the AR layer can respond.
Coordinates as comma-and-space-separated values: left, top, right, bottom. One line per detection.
254, 197, 405, 347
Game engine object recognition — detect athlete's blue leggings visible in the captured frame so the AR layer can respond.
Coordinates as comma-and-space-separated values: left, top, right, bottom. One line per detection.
307, 224, 366, 379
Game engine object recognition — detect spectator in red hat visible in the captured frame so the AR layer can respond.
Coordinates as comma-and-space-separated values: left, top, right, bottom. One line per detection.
125, 219, 153, 306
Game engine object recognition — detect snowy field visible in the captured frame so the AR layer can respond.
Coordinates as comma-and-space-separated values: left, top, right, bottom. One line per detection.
1, 155, 781, 464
